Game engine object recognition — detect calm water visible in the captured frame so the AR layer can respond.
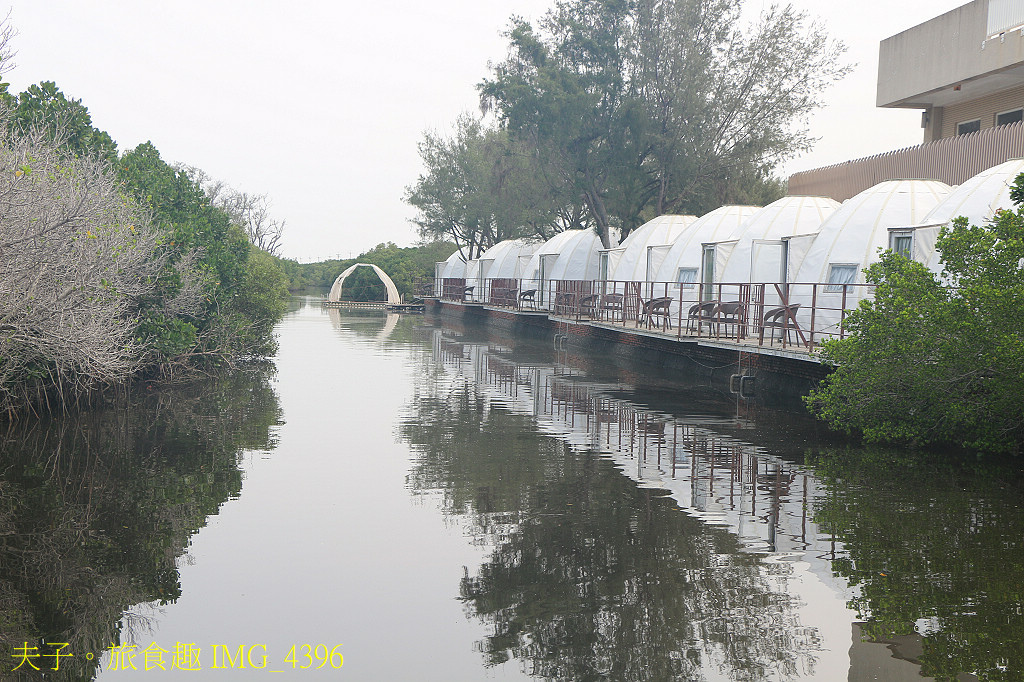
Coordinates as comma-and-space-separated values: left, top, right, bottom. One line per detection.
2, 299, 1023, 681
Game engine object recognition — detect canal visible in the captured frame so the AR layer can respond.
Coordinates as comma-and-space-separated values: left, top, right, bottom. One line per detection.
3, 299, 1023, 681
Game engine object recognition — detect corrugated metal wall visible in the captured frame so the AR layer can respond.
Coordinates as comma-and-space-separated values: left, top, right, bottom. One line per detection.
987, 0, 1024, 36
788, 120, 1024, 201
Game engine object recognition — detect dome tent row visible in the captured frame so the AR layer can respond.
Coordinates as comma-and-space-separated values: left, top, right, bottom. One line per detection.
523, 229, 617, 283
433, 159, 1020, 343
464, 238, 541, 302
604, 215, 697, 284
522, 229, 617, 305
716, 196, 841, 285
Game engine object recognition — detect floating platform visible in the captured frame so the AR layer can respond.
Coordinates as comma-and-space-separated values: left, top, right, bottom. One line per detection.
320, 300, 424, 312
425, 297, 831, 405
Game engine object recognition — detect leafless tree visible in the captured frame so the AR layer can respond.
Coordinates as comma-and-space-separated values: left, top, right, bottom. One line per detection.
0, 12, 16, 78
218, 189, 285, 255
176, 163, 285, 256
0, 117, 163, 414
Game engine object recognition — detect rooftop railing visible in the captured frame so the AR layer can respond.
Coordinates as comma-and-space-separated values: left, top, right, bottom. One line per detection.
787, 120, 1024, 202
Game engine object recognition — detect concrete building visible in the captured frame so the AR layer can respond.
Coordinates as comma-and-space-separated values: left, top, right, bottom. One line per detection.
792, 0, 1024, 201
878, 0, 1024, 142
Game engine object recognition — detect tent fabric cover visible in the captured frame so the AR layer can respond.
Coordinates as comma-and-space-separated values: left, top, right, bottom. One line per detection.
793, 179, 951, 286
791, 179, 952, 334
329, 263, 402, 304
435, 251, 467, 296
922, 157, 1024, 228
437, 250, 467, 279
522, 229, 610, 285
650, 205, 760, 285
475, 239, 542, 280
609, 215, 697, 282
918, 158, 1024, 273
717, 196, 840, 284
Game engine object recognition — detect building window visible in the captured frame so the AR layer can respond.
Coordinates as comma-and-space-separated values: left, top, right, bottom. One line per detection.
675, 267, 698, 289
957, 119, 981, 135
824, 264, 858, 292
996, 109, 1023, 127
889, 231, 913, 258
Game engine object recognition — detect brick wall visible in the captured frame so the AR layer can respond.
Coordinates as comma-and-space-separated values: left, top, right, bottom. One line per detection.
428, 300, 831, 404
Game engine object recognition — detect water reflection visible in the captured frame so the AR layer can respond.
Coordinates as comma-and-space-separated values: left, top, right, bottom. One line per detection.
402, 330, 836, 680
6, 305, 1020, 682
0, 369, 281, 681
401, 325, 1024, 681
811, 448, 1023, 681
325, 307, 400, 342
325, 305, 423, 345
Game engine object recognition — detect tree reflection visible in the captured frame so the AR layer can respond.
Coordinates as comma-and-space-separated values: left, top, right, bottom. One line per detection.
0, 369, 281, 681
401, 377, 819, 681
407, 328, 1024, 680
809, 448, 1024, 682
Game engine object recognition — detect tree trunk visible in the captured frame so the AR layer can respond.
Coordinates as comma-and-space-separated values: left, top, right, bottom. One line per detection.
583, 171, 613, 249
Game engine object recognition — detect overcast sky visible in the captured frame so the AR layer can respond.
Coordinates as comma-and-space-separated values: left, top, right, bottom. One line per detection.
3, 1, 967, 261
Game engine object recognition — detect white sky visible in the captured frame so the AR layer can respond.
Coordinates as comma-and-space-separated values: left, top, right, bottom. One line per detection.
3, 0, 968, 262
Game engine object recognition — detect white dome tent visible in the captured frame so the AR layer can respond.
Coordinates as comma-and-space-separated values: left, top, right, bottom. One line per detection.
434, 250, 467, 297
522, 229, 614, 305
717, 196, 840, 286
482, 239, 542, 279
466, 238, 541, 303
792, 179, 952, 338
650, 205, 760, 300
605, 215, 697, 284
898, 158, 1024, 275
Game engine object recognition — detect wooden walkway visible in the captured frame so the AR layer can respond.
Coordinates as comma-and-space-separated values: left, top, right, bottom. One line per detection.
321, 300, 425, 312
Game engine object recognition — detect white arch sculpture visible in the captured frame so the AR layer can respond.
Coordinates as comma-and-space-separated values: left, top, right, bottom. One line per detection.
328, 263, 401, 304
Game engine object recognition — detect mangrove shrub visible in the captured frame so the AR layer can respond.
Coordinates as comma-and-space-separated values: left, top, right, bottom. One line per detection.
806, 178, 1024, 454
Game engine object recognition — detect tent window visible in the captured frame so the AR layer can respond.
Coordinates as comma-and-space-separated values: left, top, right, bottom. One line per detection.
675, 267, 698, 289
824, 264, 858, 292
889, 231, 913, 258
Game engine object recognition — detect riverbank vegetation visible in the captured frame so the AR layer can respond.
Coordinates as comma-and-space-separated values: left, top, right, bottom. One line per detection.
0, 47, 290, 416
806, 177, 1024, 455
277, 241, 457, 301
406, 0, 849, 256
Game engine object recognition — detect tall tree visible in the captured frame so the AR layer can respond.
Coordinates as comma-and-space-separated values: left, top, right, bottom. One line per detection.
405, 114, 588, 259
177, 163, 286, 256
118, 142, 287, 364
480, 0, 848, 246
217, 189, 285, 256
480, 7, 632, 248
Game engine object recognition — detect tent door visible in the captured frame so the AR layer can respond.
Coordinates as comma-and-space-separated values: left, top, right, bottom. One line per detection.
702, 246, 715, 301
